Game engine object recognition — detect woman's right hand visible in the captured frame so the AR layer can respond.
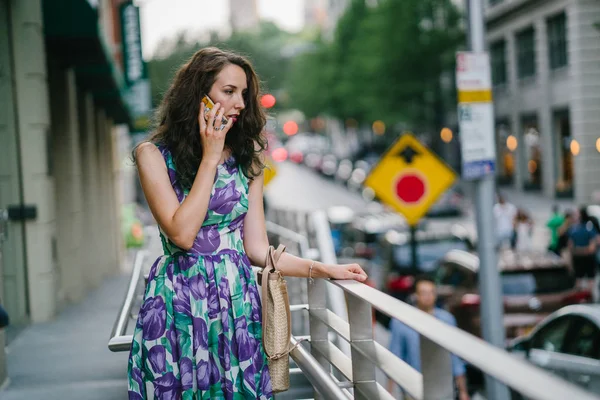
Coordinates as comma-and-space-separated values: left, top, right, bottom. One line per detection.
198, 101, 234, 165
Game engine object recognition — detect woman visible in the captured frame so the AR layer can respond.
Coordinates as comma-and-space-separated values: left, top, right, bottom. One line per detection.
127, 47, 367, 399
514, 209, 533, 252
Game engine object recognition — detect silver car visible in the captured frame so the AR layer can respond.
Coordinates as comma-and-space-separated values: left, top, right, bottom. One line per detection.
508, 305, 600, 397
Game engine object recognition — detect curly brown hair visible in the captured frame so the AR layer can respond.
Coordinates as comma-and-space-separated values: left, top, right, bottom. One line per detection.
137, 47, 267, 188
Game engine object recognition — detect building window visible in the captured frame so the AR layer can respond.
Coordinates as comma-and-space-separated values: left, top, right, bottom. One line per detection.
516, 27, 536, 79
496, 120, 514, 185
547, 12, 568, 70
553, 110, 574, 197
522, 115, 542, 191
490, 40, 507, 85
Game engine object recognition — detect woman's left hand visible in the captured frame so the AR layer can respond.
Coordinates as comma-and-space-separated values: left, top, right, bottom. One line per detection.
327, 263, 368, 282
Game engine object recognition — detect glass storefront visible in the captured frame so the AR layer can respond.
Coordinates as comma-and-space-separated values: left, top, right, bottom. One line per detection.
521, 115, 542, 191
553, 110, 574, 197
495, 120, 515, 184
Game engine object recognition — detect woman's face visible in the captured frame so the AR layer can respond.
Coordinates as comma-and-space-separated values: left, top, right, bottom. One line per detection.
207, 63, 247, 125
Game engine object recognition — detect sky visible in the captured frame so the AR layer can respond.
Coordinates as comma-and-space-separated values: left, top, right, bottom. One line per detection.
138, 0, 305, 59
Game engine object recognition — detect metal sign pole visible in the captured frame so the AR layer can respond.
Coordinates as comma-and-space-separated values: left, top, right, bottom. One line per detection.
410, 225, 418, 273
466, 1, 510, 399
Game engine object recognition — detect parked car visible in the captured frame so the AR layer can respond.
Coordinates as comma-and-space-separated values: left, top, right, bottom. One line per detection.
384, 225, 474, 302
426, 185, 465, 218
436, 250, 593, 392
508, 304, 600, 397
435, 250, 592, 341
337, 208, 408, 260
319, 154, 338, 178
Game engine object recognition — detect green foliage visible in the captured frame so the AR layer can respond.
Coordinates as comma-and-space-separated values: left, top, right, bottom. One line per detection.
285, 0, 464, 131
286, 37, 333, 118
147, 1, 465, 133
147, 22, 293, 109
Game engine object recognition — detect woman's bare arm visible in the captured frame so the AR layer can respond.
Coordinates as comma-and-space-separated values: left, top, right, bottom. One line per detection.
136, 142, 218, 250
242, 169, 367, 281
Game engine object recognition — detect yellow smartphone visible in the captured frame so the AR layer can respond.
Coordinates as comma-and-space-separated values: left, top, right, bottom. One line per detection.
201, 95, 228, 130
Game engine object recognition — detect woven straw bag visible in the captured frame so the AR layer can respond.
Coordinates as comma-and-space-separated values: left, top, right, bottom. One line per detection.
259, 244, 298, 393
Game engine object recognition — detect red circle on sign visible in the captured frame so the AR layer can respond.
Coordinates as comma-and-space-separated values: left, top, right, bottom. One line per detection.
395, 173, 426, 204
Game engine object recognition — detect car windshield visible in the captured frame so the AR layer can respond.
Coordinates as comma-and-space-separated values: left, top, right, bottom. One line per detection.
393, 239, 469, 272
501, 268, 574, 295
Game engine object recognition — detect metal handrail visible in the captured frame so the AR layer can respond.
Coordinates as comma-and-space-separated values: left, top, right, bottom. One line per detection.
108, 250, 147, 352
107, 211, 600, 400
265, 220, 312, 257
331, 280, 600, 400
288, 337, 350, 399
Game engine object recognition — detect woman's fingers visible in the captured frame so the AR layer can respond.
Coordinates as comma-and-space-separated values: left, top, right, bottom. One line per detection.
351, 271, 367, 282
214, 107, 226, 130
198, 101, 206, 134
219, 115, 234, 138
206, 103, 220, 134
349, 264, 367, 276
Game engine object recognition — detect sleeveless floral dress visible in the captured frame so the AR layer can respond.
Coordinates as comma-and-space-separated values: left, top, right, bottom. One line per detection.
127, 144, 272, 400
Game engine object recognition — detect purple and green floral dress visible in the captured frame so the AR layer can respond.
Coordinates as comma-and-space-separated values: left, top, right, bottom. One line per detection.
127, 144, 272, 399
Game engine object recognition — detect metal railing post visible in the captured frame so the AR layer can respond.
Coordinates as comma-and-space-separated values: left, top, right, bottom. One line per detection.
420, 335, 454, 400
311, 210, 351, 355
308, 278, 331, 400
346, 293, 377, 399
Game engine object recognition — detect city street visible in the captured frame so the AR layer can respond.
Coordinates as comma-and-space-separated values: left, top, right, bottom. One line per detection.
264, 160, 572, 400
265, 160, 571, 252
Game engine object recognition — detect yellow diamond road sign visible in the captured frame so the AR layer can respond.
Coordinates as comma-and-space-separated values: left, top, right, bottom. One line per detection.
364, 133, 456, 226
263, 156, 277, 187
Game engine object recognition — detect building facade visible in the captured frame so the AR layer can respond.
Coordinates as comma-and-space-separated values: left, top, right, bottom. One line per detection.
486, 0, 600, 203
0, 0, 139, 384
229, 0, 259, 32
304, 0, 349, 39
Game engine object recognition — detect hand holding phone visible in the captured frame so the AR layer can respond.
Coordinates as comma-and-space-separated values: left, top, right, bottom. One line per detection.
201, 95, 228, 131
198, 96, 234, 165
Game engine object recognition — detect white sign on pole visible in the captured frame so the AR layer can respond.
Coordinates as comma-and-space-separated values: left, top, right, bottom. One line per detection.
456, 52, 496, 180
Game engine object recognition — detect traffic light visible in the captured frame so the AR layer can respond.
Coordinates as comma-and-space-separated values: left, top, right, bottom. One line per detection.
261, 94, 276, 109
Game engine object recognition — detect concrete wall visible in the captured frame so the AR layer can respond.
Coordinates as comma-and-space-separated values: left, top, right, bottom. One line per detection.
1, 0, 127, 323
10, 0, 56, 323
49, 66, 86, 306
0, 0, 130, 388
0, 0, 29, 331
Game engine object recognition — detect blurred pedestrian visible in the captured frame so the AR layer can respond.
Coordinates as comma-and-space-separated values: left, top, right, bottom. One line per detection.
388, 276, 469, 400
546, 205, 565, 255
0, 302, 9, 328
556, 209, 575, 256
128, 47, 368, 399
514, 209, 534, 252
579, 207, 600, 265
568, 207, 598, 292
494, 193, 517, 250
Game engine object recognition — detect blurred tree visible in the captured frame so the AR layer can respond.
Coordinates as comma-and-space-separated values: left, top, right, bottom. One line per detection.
286, 36, 333, 119
146, 33, 199, 107
147, 22, 292, 110
285, 0, 464, 137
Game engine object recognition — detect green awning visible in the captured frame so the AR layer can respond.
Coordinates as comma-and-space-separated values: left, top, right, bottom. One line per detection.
43, 0, 133, 126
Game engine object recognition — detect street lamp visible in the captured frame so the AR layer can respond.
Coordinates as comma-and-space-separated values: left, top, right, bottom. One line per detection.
440, 127, 453, 143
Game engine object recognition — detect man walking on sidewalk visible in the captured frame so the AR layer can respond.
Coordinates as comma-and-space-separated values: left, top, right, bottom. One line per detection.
387, 276, 470, 400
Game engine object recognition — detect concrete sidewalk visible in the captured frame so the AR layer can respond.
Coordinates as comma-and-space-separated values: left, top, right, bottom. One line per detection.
0, 226, 167, 400
0, 273, 131, 400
